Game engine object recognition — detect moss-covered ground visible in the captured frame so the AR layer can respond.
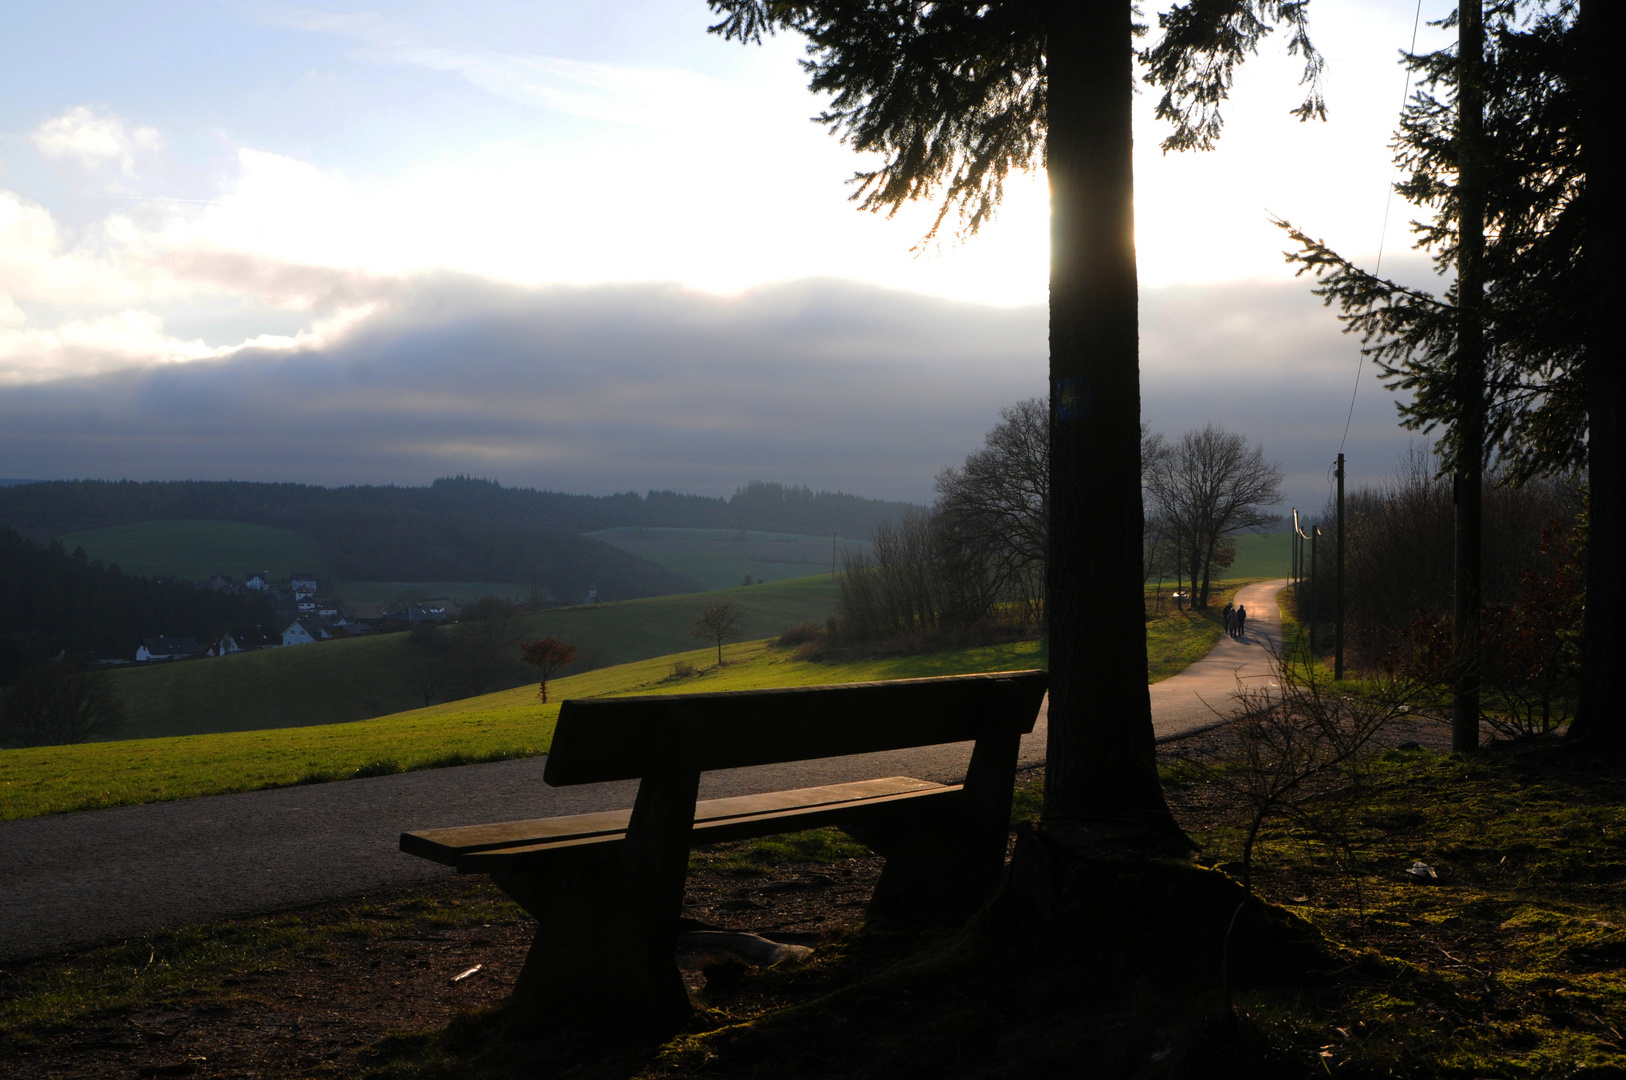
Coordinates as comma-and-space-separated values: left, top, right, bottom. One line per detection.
7, 728, 1618, 1078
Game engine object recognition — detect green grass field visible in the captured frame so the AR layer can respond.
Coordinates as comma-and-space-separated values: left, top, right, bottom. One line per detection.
0, 637, 1045, 823
56, 519, 325, 582
106, 575, 844, 740
336, 580, 531, 607
1145, 581, 1246, 681
1220, 530, 1290, 580
0, 576, 1290, 823
587, 527, 868, 590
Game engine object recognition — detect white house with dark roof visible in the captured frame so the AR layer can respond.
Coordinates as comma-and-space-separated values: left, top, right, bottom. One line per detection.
136, 637, 206, 662
281, 620, 330, 646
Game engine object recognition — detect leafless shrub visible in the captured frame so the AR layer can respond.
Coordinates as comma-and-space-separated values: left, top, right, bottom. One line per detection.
776, 622, 825, 648
0, 659, 125, 747
1201, 638, 1432, 893
1302, 444, 1580, 668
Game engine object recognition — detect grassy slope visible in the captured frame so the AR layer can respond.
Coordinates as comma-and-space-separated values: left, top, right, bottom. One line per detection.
336, 580, 531, 606
106, 576, 842, 740
55, 520, 326, 581
588, 528, 867, 590
1145, 580, 1246, 682
0, 637, 1044, 823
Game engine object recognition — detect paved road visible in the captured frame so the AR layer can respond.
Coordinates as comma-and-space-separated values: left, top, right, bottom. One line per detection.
1149, 578, 1287, 739
0, 581, 1285, 963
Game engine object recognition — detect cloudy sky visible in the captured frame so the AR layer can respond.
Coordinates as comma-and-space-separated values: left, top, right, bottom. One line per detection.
1, 1, 1455, 512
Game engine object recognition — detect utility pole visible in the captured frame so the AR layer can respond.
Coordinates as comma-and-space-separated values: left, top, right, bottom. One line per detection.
1452, 0, 1486, 754
1308, 524, 1318, 654
1290, 508, 1297, 588
1335, 453, 1346, 681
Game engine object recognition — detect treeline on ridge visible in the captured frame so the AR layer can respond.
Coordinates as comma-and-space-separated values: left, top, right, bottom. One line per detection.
0, 477, 915, 544
0, 478, 915, 594
0, 527, 278, 685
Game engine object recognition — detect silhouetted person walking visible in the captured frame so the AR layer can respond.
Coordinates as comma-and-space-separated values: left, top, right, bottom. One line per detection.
1236, 604, 1247, 638
1222, 602, 1236, 638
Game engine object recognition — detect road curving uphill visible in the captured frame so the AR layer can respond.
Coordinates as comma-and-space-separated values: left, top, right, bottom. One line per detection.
0, 581, 1288, 963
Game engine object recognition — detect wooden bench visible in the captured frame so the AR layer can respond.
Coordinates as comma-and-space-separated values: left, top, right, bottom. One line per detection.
399, 669, 1047, 1027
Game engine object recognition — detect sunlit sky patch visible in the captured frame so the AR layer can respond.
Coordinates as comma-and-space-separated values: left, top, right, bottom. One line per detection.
0, 1, 1456, 505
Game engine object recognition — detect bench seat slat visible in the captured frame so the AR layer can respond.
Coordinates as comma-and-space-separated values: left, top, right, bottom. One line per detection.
456, 782, 962, 874
399, 776, 946, 868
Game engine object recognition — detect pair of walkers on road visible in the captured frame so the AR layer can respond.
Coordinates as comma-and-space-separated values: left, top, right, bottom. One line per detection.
1222, 601, 1248, 640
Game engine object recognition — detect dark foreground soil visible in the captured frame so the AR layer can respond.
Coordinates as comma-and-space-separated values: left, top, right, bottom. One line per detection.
0, 817, 896, 1078
8, 714, 1625, 1080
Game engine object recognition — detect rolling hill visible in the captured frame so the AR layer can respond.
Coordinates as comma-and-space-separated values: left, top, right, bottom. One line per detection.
57, 520, 326, 582
106, 575, 843, 740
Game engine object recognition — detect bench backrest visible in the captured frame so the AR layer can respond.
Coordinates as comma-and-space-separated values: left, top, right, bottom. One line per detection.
543, 669, 1048, 786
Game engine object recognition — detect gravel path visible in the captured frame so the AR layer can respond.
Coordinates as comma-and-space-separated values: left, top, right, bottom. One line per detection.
0, 582, 1285, 963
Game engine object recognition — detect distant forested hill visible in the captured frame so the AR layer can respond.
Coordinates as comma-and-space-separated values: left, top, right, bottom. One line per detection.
0, 478, 913, 595
0, 528, 278, 682
0, 478, 914, 540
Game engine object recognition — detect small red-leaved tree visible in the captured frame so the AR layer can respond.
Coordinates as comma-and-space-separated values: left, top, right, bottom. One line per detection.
520, 636, 578, 704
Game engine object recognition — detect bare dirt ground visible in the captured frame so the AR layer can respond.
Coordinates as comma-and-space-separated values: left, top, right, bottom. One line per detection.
0, 818, 900, 1079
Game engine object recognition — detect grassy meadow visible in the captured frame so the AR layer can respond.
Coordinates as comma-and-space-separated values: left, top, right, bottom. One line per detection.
335, 580, 532, 608
587, 527, 868, 590
1144, 580, 1247, 681
106, 575, 843, 740
0, 637, 1044, 823
56, 519, 326, 582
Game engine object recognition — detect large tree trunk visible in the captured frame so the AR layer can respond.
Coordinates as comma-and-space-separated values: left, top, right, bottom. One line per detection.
1569, 0, 1626, 755
1452, 0, 1486, 754
1044, 0, 1182, 838
1187, 535, 1205, 610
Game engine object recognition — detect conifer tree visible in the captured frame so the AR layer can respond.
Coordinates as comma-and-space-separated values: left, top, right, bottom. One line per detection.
1279, 0, 1626, 752
708, 1, 1324, 835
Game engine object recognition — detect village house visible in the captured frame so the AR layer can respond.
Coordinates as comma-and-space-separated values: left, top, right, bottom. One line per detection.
281, 619, 329, 646
216, 628, 276, 655
136, 637, 207, 662
378, 602, 451, 624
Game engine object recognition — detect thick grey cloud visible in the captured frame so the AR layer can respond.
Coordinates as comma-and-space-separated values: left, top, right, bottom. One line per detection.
0, 272, 1424, 507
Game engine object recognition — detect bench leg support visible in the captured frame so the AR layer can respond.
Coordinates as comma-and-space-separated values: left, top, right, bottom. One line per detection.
490, 769, 701, 1033
851, 729, 1023, 926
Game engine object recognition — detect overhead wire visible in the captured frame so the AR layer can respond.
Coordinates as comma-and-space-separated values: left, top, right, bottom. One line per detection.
1337, 0, 1429, 459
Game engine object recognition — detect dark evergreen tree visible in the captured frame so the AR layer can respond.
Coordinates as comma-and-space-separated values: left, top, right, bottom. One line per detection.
1277, 0, 1626, 750
1570, 0, 1626, 754
707, 0, 1323, 836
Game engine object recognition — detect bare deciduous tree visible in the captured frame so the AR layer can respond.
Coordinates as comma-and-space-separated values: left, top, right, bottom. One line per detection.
934, 398, 1048, 624
1146, 425, 1284, 608
452, 596, 520, 697
0, 660, 125, 747
692, 601, 743, 666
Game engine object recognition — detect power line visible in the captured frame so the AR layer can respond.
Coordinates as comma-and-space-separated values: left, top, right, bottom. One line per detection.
1338, 0, 1427, 456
